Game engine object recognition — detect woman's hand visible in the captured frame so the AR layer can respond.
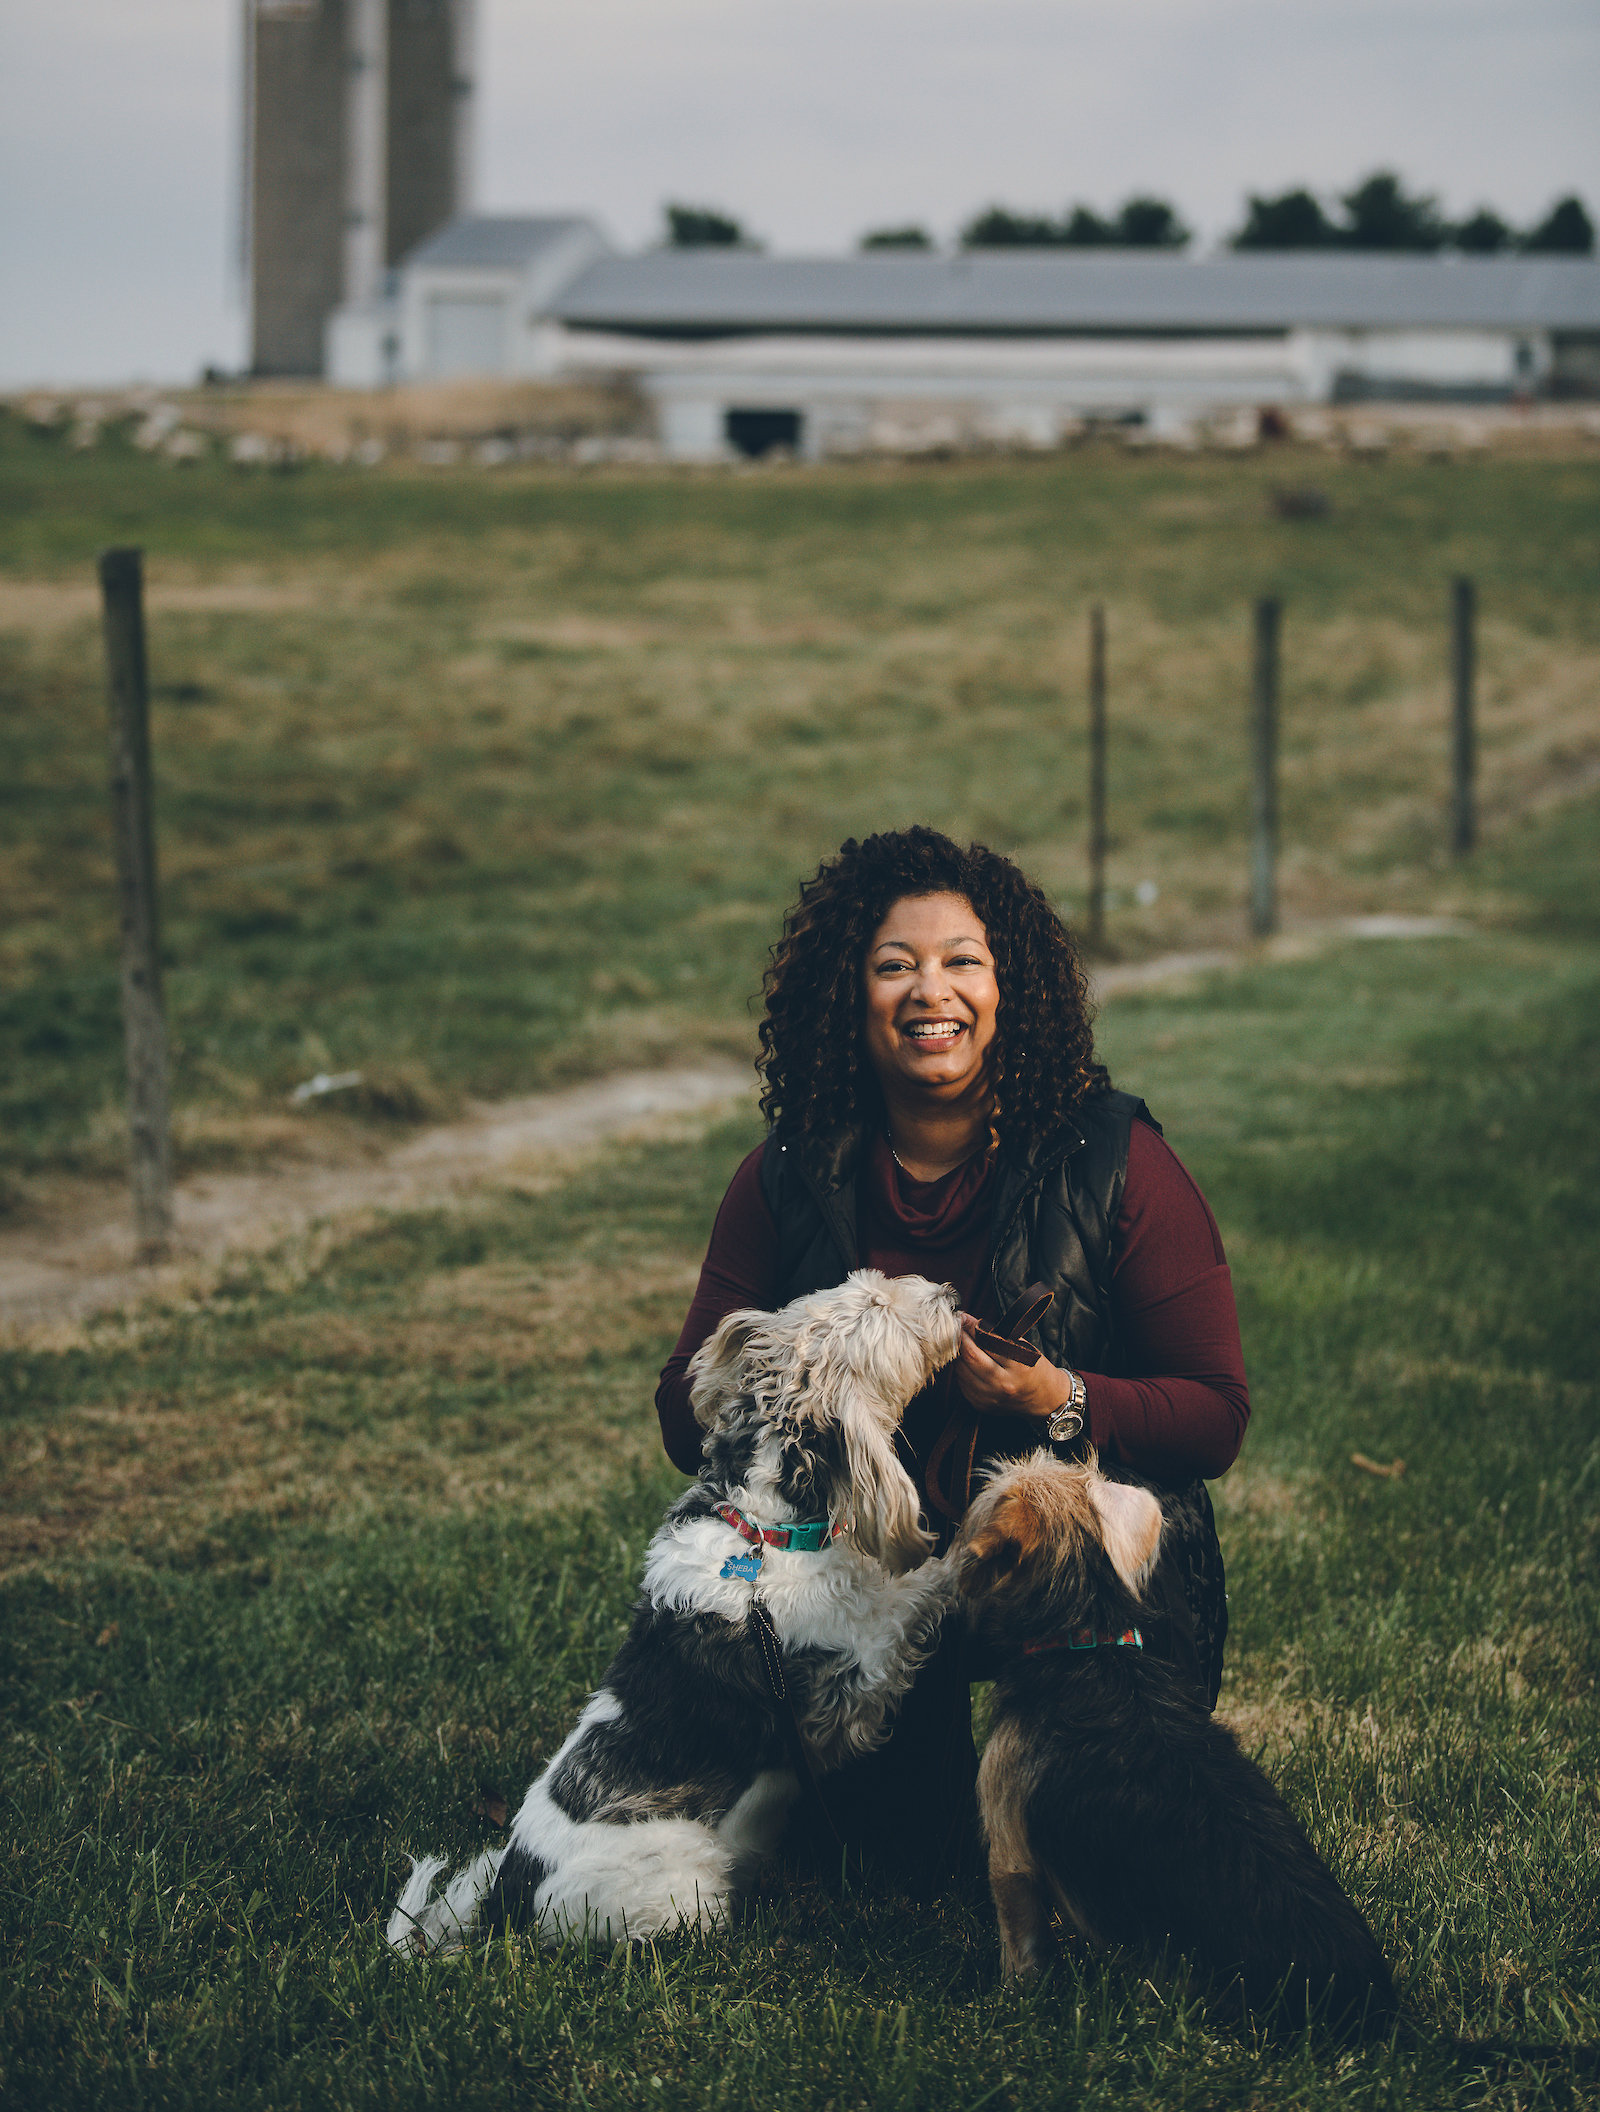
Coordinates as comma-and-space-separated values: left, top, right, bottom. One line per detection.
954, 1314, 1073, 1421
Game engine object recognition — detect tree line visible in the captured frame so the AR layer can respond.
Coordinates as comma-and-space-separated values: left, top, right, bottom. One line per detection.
1228, 174, 1592, 256
661, 176, 1595, 257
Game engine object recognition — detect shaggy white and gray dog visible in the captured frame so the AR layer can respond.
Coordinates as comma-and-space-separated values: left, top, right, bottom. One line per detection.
387, 1268, 963, 1954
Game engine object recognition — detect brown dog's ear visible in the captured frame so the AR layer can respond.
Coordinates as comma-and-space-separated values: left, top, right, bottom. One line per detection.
1088, 1478, 1163, 1593
958, 1494, 1044, 1599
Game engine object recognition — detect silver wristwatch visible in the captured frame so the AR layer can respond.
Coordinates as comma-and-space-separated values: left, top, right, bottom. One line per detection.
1046, 1369, 1087, 1444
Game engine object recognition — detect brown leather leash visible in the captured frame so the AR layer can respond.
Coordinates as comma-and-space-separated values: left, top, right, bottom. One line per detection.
965, 1282, 1054, 1368
748, 1594, 847, 1863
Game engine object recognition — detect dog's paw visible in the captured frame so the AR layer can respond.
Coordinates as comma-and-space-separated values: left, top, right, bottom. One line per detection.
893, 1548, 961, 1621
990, 1870, 1057, 1981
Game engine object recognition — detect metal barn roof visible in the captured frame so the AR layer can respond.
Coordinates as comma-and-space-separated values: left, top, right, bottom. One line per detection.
406, 215, 602, 272
548, 251, 1600, 338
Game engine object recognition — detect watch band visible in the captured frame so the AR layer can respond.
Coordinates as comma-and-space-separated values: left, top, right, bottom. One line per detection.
1046, 1369, 1087, 1445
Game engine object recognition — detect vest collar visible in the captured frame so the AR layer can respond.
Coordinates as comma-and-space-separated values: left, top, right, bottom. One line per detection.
984, 1119, 1089, 1241
781, 1120, 868, 1197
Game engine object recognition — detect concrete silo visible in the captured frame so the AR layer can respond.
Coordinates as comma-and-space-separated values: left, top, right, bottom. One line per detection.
243, 0, 475, 376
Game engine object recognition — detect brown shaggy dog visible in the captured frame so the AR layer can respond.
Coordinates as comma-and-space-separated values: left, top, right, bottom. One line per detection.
956, 1452, 1398, 2039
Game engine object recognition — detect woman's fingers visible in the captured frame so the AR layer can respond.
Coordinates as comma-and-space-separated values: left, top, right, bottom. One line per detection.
957, 1331, 1003, 1380
957, 1332, 1063, 1420
956, 1333, 1033, 1413
954, 1339, 997, 1403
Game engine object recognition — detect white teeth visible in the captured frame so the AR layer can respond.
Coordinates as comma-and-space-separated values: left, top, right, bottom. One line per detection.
905, 1022, 962, 1040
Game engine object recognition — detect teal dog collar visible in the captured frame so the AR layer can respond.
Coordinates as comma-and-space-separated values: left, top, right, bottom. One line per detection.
715, 1502, 841, 1557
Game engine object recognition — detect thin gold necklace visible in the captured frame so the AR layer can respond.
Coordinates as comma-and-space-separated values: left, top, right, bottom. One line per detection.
888, 1132, 978, 1179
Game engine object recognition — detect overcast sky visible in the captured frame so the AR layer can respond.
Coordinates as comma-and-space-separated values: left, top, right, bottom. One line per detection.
2, 0, 1596, 388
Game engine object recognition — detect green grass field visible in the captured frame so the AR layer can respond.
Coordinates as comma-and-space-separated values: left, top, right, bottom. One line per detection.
2, 426, 1597, 2107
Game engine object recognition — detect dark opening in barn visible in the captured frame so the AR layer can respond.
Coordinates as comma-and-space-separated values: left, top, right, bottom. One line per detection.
725, 408, 803, 457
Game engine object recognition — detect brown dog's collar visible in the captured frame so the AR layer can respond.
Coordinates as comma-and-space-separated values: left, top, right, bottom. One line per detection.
1022, 1624, 1143, 1655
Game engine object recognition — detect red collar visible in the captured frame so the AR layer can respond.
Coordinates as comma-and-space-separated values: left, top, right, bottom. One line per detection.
715, 1501, 842, 1554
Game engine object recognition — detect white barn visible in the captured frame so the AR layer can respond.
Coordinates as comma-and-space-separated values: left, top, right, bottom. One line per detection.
327, 215, 608, 387
326, 222, 1600, 457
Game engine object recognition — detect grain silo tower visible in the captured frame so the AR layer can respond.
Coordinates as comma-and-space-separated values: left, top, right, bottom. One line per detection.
243, 0, 475, 375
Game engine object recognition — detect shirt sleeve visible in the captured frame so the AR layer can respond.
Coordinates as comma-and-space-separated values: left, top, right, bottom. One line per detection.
1080, 1120, 1251, 1482
654, 1145, 780, 1474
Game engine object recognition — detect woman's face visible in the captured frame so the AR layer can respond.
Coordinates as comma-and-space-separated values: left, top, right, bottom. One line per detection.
862, 892, 1000, 1106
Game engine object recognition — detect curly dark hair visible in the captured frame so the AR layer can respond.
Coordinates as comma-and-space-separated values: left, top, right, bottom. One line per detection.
757, 826, 1109, 1147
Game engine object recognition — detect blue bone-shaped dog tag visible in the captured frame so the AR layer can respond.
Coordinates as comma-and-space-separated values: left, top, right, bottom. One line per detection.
720, 1551, 763, 1582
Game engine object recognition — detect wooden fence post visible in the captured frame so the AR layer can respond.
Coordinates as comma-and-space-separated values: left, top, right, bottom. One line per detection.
1451, 577, 1476, 857
1250, 596, 1281, 938
1086, 603, 1108, 948
99, 547, 173, 1259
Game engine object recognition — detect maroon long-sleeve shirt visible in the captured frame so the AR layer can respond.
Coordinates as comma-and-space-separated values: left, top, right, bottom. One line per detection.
655, 1121, 1249, 1493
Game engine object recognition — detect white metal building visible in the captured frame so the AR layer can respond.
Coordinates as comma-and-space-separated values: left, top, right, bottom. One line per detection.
328, 215, 606, 387
326, 226, 1600, 456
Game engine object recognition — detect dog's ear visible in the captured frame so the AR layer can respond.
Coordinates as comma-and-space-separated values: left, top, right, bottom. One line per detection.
1088, 1478, 1163, 1593
838, 1392, 933, 1575
688, 1309, 765, 1430
957, 1493, 1044, 1601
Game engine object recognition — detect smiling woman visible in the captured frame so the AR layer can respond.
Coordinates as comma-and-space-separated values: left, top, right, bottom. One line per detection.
654, 827, 1249, 1895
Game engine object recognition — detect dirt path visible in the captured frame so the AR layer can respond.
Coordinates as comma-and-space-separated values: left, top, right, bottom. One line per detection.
1, 916, 1472, 1342
0, 1064, 754, 1340
0, 578, 318, 634
1087, 912, 1469, 996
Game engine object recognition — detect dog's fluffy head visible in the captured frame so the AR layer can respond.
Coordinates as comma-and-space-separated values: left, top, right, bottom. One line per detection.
687, 1269, 963, 1573
954, 1450, 1163, 1635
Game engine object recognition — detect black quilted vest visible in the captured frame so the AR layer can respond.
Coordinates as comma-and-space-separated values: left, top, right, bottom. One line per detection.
759, 1088, 1228, 1706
